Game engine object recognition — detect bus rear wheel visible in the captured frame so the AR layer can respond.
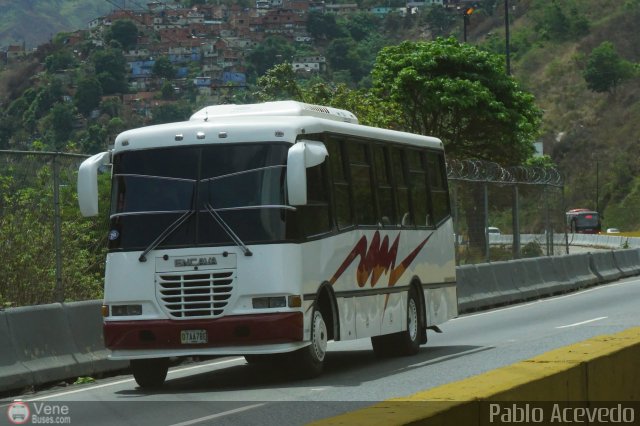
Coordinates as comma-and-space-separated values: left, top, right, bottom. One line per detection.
131, 358, 169, 389
371, 287, 422, 357
397, 287, 422, 355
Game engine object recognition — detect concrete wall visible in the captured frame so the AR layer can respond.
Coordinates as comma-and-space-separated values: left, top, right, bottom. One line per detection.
311, 327, 640, 425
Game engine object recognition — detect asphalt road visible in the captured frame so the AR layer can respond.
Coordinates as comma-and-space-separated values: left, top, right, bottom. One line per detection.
2, 276, 639, 426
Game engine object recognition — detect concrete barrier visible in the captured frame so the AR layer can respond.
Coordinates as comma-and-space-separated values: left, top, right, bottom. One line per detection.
483, 261, 519, 306
456, 264, 502, 313
63, 301, 128, 376
612, 248, 640, 277
534, 256, 569, 296
557, 253, 600, 289
311, 327, 640, 425
0, 310, 33, 391
4, 303, 80, 386
589, 251, 623, 282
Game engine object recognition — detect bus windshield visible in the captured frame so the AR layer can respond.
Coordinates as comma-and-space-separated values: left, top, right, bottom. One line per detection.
575, 213, 599, 227
108, 143, 294, 251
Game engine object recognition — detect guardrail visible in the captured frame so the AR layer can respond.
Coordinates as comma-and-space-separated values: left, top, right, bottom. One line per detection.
488, 233, 640, 249
0, 302, 128, 394
1, 249, 639, 394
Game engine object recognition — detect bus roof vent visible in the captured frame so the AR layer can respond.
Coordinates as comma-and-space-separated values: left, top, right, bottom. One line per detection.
189, 101, 358, 124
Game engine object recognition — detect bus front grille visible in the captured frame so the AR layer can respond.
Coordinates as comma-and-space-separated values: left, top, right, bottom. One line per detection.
156, 270, 234, 318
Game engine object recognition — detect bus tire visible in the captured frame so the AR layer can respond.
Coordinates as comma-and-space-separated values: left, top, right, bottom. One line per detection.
372, 287, 423, 357
396, 287, 422, 356
131, 358, 169, 389
291, 308, 327, 378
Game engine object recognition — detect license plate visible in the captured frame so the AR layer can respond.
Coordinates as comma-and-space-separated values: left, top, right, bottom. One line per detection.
180, 329, 208, 344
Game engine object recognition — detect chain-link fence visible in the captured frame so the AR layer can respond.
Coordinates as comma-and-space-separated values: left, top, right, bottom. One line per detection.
0, 151, 566, 306
0, 151, 108, 307
448, 159, 566, 265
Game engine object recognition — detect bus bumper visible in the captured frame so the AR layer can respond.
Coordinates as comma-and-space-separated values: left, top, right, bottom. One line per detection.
104, 312, 303, 351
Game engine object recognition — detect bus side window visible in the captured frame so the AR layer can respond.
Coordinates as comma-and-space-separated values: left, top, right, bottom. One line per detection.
299, 163, 331, 237
390, 148, 411, 227
427, 152, 451, 225
407, 149, 430, 228
325, 137, 353, 229
347, 141, 376, 226
372, 145, 395, 227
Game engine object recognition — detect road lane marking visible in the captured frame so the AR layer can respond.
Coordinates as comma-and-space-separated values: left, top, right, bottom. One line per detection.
9, 357, 246, 403
169, 403, 265, 426
555, 316, 607, 329
407, 346, 493, 369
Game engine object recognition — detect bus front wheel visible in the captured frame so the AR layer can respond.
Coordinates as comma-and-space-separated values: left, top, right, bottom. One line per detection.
131, 358, 169, 389
290, 308, 327, 378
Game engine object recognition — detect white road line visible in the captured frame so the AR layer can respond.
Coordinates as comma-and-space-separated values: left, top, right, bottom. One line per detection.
169, 403, 266, 426
407, 346, 491, 369
13, 357, 245, 403
555, 316, 608, 329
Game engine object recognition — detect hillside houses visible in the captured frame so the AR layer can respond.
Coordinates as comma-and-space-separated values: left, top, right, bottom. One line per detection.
0, 0, 471, 114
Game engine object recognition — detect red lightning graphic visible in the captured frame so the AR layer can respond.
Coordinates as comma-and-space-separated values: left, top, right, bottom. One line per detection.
329, 231, 431, 288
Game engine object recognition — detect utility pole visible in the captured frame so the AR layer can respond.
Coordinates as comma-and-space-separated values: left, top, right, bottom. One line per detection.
595, 159, 600, 213
462, 6, 475, 43
505, 0, 511, 74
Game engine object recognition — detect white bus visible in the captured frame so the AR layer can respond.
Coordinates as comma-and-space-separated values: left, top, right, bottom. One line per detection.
78, 101, 457, 388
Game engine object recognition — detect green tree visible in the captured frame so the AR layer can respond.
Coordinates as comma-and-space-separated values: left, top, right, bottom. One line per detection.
373, 38, 542, 256
0, 162, 107, 306
161, 81, 174, 100
254, 63, 305, 102
372, 37, 541, 165
44, 50, 77, 73
150, 102, 192, 124
254, 63, 401, 128
345, 12, 380, 42
92, 48, 128, 95
421, 5, 457, 39
105, 20, 139, 51
47, 102, 76, 150
22, 80, 64, 128
75, 76, 103, 116
246, 36, 296, 80
533, 0, 589, 41
583, 41, 635, 94
152, 56, 176, 80
307, 11, 347, 41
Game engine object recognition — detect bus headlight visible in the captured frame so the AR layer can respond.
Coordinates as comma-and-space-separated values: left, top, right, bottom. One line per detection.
111, 304, 143, 316
252, 296, 288, 309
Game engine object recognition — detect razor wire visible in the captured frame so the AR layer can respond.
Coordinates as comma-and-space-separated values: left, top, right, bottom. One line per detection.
447, 159, 566, 265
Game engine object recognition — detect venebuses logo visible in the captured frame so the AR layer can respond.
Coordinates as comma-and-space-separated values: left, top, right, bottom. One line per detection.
6, 401, 30, 425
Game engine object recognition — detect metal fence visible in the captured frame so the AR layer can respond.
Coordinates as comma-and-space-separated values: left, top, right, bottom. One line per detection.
0, 151, 565, 306
448, 159, 566, 265
0, 151, 107, 307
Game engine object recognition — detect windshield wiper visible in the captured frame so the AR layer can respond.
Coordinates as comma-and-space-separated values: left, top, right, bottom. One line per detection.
138, 209, 195, 262
204, 202, 253, 257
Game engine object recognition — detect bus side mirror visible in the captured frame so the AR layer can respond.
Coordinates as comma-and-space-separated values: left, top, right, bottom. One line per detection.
287, 140, 327, 206
78, 151, 111, 217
